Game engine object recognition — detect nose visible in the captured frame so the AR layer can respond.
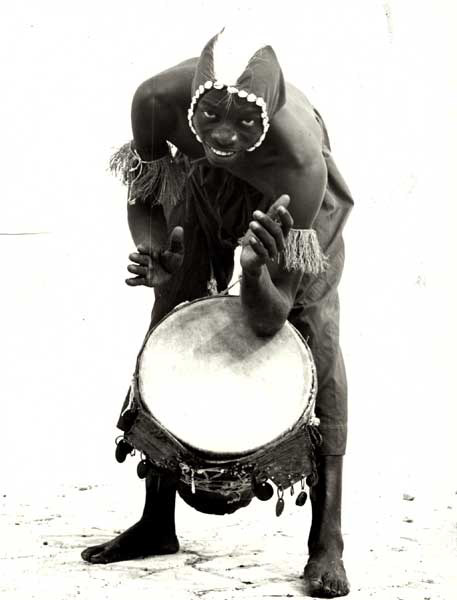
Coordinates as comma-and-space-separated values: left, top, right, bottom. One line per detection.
210, 127, 237, 147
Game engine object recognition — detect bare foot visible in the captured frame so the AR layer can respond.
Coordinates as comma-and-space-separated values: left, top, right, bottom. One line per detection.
81, 520, 179, 564
303, 552, 350, 598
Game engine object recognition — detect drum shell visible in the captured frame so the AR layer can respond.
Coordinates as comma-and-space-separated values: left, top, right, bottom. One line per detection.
120, 296, 319, 514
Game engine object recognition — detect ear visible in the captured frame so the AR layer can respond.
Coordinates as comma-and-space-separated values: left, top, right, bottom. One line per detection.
256, 45, 287, 114
276, 66, 286, 112
192, 32, 220, 94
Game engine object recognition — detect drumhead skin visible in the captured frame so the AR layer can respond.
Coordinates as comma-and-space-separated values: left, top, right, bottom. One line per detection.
138, 296, 314, 456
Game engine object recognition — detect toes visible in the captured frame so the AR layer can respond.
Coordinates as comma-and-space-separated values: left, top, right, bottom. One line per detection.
304, 580, 348, 598
81, 544, 118, 564
303, 563, 350, 598
303, 576, 324, 596
320, 572, 350, 598
85, 551, 111, 565
81, 545, 103, 562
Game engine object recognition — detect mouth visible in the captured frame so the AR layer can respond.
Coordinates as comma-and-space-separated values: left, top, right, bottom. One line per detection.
206, 145, 239, 160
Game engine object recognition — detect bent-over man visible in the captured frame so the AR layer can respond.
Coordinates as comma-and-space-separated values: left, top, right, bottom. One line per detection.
82, 29, 353, 598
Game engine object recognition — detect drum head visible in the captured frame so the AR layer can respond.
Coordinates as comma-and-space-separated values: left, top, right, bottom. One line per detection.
138, 296, 314, 456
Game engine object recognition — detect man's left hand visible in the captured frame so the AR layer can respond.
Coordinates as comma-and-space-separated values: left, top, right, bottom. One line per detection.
240, 195, 294, 276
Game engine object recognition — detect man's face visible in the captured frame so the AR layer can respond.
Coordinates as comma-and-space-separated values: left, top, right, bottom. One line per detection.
193, 89, 264, 166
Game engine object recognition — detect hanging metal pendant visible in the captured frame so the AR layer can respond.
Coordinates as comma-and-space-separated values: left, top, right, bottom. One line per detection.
296, 475, 308, 506
275, 486, 285, 516
253, 480, 274, 501
306, 472, 319, 487
295, 491, 308, 506
115, 438, 133, 463
137, 459, 150, 479
275, 497, 285, 516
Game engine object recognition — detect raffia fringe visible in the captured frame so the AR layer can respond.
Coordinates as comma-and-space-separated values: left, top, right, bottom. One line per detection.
109, 142, 186, 207
283, 228, 328, 274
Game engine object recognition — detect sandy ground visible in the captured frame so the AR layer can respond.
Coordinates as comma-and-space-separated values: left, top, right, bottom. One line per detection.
1, 1, 456, 598
1, 459, 456, 599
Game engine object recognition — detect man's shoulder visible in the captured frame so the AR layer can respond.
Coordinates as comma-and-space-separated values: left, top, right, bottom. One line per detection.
133, 58, 198, 111
131, 58, 200, 159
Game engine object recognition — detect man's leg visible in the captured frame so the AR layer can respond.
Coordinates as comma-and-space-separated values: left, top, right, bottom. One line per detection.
303, 334, 349, 597
81, 473, 179, 564
290, 277, 349, 597
304, 455, 349, 598
303, 331, 349, 597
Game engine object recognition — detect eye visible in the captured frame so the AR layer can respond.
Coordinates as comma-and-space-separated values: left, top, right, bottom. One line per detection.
241, 119, 255, 127
203, 110, 217, 120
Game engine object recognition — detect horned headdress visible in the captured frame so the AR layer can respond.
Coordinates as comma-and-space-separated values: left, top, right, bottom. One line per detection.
188, 29, 286, 151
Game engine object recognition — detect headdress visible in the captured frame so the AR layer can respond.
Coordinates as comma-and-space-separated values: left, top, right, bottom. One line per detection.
188, 29, 286, 151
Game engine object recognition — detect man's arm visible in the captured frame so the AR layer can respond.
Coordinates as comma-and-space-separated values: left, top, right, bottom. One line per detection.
131, 80, 172, 161
126, 199, 184, 287
125, 80, 184, 287
279, 155, 327, 229
127, 201, 168, 251
240, 157, 327, 336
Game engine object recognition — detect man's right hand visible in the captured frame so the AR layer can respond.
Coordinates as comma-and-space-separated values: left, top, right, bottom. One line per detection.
126, 226, 184, 287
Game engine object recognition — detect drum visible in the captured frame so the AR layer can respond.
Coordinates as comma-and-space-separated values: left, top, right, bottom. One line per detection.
120, 295, 320, 514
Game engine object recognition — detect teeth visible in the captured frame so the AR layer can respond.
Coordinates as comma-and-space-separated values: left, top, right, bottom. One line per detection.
211, 147, 235, 157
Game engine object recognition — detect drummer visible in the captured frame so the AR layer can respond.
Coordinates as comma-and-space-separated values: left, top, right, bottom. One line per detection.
82, 29, 353, 598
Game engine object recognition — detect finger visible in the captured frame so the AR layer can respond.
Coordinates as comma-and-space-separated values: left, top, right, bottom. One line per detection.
252, 211, 285, 251
249, 221, 278, 259
136, 243, 151, 254
276, 205, 294, 228
247, 233, 269, 260
275, 205, 294, 238
168, 226, 184, 255
161, 250, 183, 275
125, 276, 148, 287
266, 194, 290, 218
127, 264, 147, 276
266, 194, 294, 239
128, 252, 150, 266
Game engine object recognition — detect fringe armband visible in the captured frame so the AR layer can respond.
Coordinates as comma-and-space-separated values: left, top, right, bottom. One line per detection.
109, 142, 186, 207
282, 228, 328, 274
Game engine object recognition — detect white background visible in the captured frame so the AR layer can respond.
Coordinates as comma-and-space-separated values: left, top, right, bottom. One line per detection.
0, 0, 455, 526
